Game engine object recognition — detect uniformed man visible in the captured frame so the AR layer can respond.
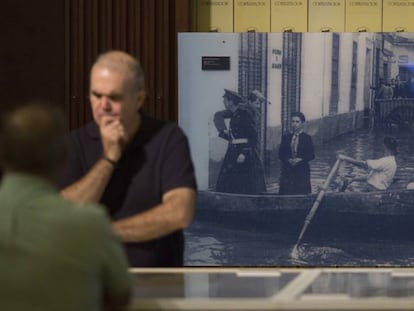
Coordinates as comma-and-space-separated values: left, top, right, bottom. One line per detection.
213, 88, 266, 194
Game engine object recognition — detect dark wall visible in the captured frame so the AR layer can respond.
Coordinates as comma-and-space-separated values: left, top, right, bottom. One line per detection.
0, 0, 193, 127
65, 0, 193, 129
0, 0, 66, 113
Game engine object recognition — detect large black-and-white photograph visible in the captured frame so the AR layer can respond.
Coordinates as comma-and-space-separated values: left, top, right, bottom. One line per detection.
178, 32, 414, 266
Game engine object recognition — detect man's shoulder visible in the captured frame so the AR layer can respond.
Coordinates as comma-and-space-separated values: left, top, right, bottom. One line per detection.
141, 114, 186, 140
66, 201, 107, 222
43, 196, 108, 226
298, 132, 313, 144
12, 192, 110, 245
142, 114, 177, 128
384, 155, 397, 167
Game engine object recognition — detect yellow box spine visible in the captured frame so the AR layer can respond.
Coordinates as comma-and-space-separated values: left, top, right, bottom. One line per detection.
271, 0, 308, 32
308, 0, 346, 32
234, 0, 271, 32
195, 0, 234, 32
345, 0, 382, 32
383, 0, 414, 32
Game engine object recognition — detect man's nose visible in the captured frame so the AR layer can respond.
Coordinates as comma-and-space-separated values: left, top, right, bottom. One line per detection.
99, 97, 112, 110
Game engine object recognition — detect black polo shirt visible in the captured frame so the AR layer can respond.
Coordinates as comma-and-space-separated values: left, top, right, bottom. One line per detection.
58, 114, 197, 266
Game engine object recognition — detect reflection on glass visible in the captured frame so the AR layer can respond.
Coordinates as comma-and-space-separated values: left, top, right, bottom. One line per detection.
302, 271, 414, 298
132, 271, 299, 299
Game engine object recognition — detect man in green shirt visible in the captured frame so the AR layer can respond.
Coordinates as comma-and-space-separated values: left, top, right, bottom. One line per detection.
0, 101, 131, 311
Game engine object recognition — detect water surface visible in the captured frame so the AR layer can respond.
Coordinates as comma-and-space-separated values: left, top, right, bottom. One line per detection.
185, 128, 414, 266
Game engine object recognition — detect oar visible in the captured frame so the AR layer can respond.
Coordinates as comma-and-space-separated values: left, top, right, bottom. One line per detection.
290, 158, 342, 260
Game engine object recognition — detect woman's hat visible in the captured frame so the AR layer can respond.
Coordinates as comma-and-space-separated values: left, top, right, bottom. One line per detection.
223, 89, 244, 104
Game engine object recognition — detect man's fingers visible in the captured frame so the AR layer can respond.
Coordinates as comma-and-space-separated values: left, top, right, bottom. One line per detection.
101, 115, 124, 128
100, 118, 126, 145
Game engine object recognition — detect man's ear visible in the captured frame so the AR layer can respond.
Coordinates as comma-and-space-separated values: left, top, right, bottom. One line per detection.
136, 90, 147, 110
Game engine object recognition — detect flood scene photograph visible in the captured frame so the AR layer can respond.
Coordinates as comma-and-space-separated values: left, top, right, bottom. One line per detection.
178, 32, 414, 266
185, 127, 414, 266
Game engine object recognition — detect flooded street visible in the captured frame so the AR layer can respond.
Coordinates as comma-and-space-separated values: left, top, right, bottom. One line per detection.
185, 221, 414, 266
268, 127, 414, 193
185, 127, 414, 266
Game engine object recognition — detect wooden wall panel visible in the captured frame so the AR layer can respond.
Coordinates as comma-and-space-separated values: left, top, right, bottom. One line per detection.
172, 0, 193, 121
65, 0, 193, 130
0, 0, 65, 114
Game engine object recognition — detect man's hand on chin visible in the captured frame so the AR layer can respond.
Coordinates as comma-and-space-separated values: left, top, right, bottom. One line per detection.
100, 115, 126, 162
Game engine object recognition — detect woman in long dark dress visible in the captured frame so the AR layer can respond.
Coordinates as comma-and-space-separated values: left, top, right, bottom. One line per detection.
278, 112, 314, 195
214, 89, 266, 194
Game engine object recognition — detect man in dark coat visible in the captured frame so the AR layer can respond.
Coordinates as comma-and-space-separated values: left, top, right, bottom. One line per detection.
214, 89, 266, 194
278, 112, 314, 195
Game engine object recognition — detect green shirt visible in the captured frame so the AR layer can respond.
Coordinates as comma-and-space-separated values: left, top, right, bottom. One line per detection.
0, 173, 131, 311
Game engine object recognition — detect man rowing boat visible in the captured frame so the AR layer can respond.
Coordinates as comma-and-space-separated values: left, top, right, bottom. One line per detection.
337, 136, 398, 192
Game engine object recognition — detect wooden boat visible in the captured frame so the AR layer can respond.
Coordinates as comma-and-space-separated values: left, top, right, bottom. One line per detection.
195, 189, 414, 241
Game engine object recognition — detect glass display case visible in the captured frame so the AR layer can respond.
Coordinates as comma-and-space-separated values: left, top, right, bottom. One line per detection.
129, 267, 414, 310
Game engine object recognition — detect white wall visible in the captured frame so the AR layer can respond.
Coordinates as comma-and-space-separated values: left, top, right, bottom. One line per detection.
301, 33, 332, 120
267, 33, 283, 127
178, 33, 240, 190
356, 33, 375, 111
301, 33, 371, 118
338, 33, 353, 114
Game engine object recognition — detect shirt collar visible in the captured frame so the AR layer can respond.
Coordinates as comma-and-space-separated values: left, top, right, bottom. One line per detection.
291, 130, 303, 136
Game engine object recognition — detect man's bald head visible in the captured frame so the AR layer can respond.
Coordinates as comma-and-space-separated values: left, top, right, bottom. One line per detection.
0, 101, 66, 177
92, 50, 145, 92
